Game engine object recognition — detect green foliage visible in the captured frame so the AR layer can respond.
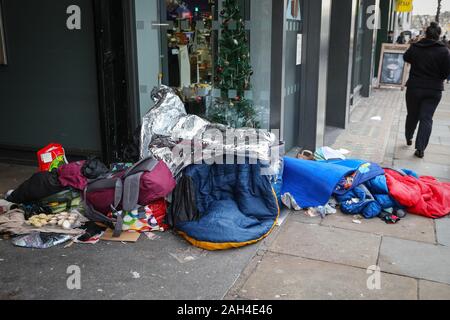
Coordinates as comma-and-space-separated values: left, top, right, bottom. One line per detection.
210, 0, 259, 128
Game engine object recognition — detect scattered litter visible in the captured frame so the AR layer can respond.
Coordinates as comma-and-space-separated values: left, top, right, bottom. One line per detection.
276, 209, 290, 226
352, 219, 362, 225
144, 232, 160, 241
275, 295, 281, 299
169, 247, 207, 264
101, 229, 141, 243
319, 146, 346, 160
305, 208, 319, 218
337, 148, 350, 155
11, 232, 72, 249
0, 259, 4, 262
316, 204, 337, 218
131, 271, 141, 279
64, 241, 74, 248
97, 289, 103, 292
327, 292, 333, 296
370, 116, 382, 121
281, 193, 302, 211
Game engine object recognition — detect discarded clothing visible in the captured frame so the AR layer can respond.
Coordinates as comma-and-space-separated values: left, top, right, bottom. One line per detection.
385, 168, 450, 219
331, 160, 385, 195
169, 159, 279, 250
335, 185, 383, 219
74, 222, 106, 244
81, 158, 109, 180
108, 199, 168, 233
334, 167, 402, 219
6, 170, 66, 204
58, 161, 88, 190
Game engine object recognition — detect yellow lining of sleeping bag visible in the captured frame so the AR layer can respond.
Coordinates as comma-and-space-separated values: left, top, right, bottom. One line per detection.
177, 188, 281, 251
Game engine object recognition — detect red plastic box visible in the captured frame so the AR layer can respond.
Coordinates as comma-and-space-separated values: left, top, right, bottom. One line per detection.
37, 143, 67, 172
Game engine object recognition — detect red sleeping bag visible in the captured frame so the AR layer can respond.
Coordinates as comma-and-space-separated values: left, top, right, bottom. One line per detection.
384, 169, 450, 219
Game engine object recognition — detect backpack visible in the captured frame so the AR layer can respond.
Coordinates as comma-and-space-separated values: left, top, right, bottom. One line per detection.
84, 157, 176, 237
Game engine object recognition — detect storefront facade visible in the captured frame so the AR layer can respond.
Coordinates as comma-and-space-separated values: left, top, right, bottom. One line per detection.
0, 0, 382, 164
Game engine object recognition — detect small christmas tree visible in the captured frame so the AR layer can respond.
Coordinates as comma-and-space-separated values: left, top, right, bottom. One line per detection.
211, 0, 258, 128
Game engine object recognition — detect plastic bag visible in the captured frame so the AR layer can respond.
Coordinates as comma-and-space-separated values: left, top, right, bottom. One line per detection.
12, 232, 72, 249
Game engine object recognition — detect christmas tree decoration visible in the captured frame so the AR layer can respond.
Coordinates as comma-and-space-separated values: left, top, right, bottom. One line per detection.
210, 0, 258, 128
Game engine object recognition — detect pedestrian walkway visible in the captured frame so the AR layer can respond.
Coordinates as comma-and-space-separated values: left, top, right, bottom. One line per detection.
226, 87, 450, 300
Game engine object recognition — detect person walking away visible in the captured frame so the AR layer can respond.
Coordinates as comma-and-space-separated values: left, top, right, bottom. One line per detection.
387, 31, 394, 43
396, 32, 406, 44
403, 22, 450, 158
446, 39, 450, 83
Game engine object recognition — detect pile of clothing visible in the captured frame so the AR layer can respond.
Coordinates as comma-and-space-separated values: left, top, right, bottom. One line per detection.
281, 155, 450, 222
1, 157, 176, 248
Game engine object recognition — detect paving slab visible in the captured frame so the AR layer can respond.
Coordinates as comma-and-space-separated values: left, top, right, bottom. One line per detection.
269, 222, 381, 269
287, 211, 322, 225
419, 280, 450, 300
0, 164, 37, 195
239, 252, 417, 300
421, 143, 450, 156
321, 212, 436, 244
379, 237, 450, 285
393, 145, 450, 167
393, 159, 450, 180
436, 218, 450, 246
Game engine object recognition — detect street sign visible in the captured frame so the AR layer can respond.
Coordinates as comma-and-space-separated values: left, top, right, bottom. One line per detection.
395, 0, 413, 13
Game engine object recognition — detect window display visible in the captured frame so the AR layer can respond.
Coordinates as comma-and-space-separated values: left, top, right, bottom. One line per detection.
137, 0, 272, 129
164, 0, 215, 119
210, 0, 257, 128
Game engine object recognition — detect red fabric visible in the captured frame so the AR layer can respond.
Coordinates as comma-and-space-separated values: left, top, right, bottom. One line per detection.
148, 199, 170, 230
384, 169, 450, 218
58, 161, 88, 190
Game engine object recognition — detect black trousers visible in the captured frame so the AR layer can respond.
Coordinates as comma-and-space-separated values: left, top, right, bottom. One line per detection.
405, 87, 442, 152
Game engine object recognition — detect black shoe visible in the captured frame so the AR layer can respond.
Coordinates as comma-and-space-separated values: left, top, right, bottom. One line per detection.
414, 150, 424, 158
395, 209, 407, 219
406, 139, 413, 146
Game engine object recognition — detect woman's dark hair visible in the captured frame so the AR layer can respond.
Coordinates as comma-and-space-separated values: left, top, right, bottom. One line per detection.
426, 22, 442, 41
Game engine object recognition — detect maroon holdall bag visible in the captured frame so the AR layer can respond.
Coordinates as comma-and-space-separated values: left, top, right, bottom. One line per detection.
84, 158, 176, 236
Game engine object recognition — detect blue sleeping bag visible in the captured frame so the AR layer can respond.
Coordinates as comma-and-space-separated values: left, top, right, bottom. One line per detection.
281, 157, 384, 208
172, 161, 279, 250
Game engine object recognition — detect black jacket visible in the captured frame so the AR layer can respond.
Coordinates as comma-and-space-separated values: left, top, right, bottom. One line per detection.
404, 39, 450, 91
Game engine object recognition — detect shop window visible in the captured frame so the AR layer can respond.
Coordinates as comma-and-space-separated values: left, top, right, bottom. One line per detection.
137, 0, 272, 129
